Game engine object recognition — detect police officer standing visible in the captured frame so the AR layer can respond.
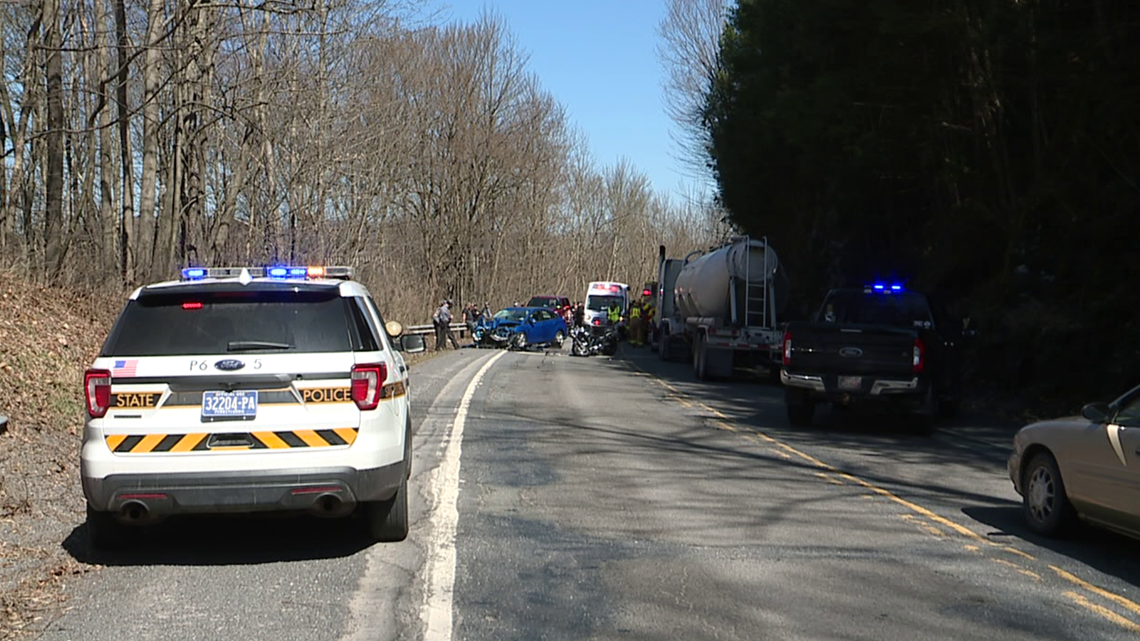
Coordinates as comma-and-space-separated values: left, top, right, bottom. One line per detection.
433, 300, 460, 351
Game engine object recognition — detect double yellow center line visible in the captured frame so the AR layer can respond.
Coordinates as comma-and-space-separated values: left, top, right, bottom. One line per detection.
627, 360, 1140, 634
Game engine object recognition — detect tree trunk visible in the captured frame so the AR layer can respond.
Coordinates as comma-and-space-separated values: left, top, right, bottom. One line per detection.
137, 0, 166, 280
43, 0, 65, 281
114, 0, 134, 281
93, 0, 118, 274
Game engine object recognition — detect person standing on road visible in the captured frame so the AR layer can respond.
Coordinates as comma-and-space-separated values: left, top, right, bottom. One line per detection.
434, 300, 459, 351
482, 301, 492, 320
629, 302, 644, 346
463, 303, 477, 337
574, 302, 585, 328
606, 301, 621, 326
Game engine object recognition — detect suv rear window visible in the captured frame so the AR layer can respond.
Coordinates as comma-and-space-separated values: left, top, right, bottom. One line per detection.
101, 288, 375, 356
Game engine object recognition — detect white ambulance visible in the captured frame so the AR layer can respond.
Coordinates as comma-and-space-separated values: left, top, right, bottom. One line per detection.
583, 281, 629, 330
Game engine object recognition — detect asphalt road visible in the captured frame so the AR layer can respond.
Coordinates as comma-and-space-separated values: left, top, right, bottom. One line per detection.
39, 343, 1140, 640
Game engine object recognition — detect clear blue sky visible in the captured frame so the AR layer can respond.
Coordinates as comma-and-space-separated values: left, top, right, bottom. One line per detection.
441, 0, 703, 200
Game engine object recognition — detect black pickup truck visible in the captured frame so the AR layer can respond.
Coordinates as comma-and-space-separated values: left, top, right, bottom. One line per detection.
779, 286, 966, 431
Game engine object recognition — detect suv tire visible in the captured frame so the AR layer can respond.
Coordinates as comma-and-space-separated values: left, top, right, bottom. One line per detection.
364, 475, 409, 542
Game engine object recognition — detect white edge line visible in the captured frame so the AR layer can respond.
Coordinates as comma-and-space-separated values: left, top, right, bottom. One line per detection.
422, 351, 507, 641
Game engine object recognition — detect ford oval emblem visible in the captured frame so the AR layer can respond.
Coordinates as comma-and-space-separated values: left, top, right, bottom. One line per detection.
838, 347, 864, 358
214, 359, 245, 371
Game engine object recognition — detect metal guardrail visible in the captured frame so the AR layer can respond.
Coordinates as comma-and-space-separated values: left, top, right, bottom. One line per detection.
406, 322, 469, 339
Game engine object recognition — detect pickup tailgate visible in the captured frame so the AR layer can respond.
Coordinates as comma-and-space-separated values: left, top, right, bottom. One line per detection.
788, 323, 915, 378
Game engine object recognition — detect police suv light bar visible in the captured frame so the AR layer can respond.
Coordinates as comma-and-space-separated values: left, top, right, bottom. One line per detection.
865, 283, 904, 293
181, 266, 354, 281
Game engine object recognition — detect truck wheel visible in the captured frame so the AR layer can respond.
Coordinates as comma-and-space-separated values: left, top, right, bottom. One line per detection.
363, 476, 409, 542
658, 333, 670, 361
787, 401, 815, 427
694, 335, 709, 380
937, 397, 960, 419
1022, 452, 1074, 537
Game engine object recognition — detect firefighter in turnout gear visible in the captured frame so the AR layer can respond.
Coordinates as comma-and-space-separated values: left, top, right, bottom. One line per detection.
628, 301, 645, 346
642, 299, 656, 345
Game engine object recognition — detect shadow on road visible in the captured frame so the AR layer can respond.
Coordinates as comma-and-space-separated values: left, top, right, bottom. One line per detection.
602, 343, 1021, 473
964, 504, 1140, 590
558, 343, 1140, 561
62, 513, 375, 567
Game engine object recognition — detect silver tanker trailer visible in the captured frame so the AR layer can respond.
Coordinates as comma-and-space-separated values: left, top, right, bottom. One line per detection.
654, 236, 789, 380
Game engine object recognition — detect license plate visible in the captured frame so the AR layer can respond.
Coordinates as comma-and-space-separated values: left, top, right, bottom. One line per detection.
202, 390, 258, 421
838, 376, 863, 391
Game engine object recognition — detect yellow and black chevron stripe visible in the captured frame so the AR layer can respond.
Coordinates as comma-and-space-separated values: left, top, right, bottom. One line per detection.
105, 428, 358, 453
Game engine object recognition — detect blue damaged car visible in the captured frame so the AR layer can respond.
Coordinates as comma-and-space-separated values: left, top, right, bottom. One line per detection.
472, 307, 568, 351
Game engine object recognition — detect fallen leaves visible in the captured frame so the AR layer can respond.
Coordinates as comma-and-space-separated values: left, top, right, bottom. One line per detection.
0, 271, 123, 639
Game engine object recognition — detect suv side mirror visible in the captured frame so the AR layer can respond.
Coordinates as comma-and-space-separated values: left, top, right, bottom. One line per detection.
1081, 402, 1111, 424
400, 334, 426, 354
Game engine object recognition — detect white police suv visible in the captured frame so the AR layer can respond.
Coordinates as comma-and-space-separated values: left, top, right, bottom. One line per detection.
81, 266, 425, 549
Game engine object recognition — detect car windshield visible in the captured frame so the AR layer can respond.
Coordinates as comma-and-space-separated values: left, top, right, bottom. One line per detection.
493, 309, 528, 322
527, 297, 560, 308
819, 291, 933, 328
586, 295, 623, 312
101, 288, 372, 356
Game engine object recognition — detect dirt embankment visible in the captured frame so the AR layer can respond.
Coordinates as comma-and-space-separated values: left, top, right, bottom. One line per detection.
0, 273, 122, 638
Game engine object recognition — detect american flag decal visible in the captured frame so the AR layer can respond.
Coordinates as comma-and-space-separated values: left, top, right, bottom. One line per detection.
112, 359, 138, 377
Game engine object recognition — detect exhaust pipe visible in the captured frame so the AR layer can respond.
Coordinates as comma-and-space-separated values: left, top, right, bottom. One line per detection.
310, 493, 350, 518
119, 500, 150, 522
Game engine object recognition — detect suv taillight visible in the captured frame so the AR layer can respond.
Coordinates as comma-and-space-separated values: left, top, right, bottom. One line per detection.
782, 331, 792, 366
84, 369, 112, 418
351, 363, 387, 411
913, 338, 925, 373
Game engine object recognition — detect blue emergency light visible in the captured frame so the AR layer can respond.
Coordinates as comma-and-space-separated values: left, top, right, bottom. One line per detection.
867, 283, 904, 293
179, 265, 355, 281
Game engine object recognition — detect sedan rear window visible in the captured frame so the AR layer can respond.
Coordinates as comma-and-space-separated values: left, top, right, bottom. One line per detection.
101, 289, 374, 356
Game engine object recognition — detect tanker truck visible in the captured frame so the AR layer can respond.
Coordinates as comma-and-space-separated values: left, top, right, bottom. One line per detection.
654, 236, 789, 380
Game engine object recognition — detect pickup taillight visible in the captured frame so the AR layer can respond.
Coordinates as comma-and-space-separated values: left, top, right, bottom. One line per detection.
913, 338, 925, 373
782, 331, 792, 366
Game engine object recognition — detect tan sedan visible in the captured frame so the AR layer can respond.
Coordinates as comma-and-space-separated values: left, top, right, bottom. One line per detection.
1008, 385, 1140, 538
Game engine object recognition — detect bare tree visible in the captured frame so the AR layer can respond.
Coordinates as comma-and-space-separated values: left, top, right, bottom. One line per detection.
657, 0, 728, 177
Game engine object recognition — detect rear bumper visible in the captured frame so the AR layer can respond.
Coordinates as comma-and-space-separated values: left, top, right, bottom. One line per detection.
83, 463, 405, 515
781, 369, 924, 400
